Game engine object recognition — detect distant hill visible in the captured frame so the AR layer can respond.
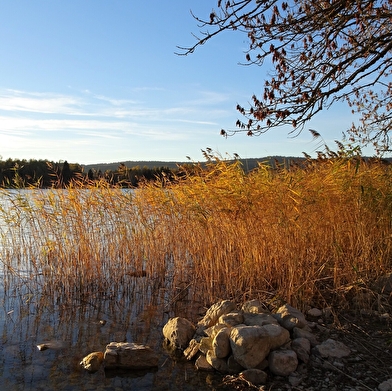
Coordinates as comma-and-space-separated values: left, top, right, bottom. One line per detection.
83, 160, 185, 172
82, 156, 306, 173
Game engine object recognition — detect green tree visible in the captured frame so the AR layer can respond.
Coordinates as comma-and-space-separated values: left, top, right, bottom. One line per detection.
61, 160, 72, 186
180, 0, 392, 153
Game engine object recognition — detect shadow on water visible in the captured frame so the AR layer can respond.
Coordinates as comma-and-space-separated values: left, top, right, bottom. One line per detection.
0, 275, 225, 391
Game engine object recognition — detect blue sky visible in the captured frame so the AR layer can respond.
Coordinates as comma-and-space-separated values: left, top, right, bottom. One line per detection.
0, 1, 363, 164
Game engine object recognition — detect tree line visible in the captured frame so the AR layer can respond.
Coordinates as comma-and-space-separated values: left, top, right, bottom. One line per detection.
0, 158, 176, 188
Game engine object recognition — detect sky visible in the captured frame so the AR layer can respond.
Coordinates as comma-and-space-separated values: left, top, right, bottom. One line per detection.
0, 1, 368, 164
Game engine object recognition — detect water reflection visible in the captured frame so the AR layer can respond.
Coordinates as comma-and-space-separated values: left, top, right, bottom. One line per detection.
0, 282, 225, 390
0, 190, 226, 390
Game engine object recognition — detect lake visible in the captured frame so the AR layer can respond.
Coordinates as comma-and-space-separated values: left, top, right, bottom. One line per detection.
0, 190, 225, 390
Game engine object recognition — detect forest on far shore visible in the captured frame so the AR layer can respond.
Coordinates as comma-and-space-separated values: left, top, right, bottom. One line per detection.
2, 155, 389, 189
0, 156, 300, 188
0, 158, 178, 188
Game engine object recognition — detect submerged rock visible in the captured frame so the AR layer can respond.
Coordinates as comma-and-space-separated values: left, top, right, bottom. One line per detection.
104, 342, 159, 369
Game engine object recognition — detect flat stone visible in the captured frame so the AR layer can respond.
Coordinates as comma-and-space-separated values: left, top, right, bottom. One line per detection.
104, 342, 158, 369
314, 339, 351, 358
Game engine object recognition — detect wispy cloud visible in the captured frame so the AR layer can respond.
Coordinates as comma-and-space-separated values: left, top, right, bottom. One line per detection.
0, 89, 84, 115
0, 87, 235, 163
0, 87, 231, 124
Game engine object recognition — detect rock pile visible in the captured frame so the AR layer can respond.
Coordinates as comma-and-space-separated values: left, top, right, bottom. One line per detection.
162, 299, 353, 386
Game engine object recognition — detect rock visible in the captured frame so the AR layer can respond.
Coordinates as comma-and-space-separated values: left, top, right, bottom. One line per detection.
80, 351, 104, 372
104, 342, 158, 369
212, 327, 231, 359
263, 323, 290, 350
313, 338, 351, 358
307, 308, 322, 318
163, 317, 196, 349
198, 300, 236, 328
36, 340, 65, 351
379, 378, 392, 391
229, 325, 271, 369
243, 312, 279, 327
256, 358, 269, 370
268, 349, 298, 376
199, 336, 212, 354
240, 368, 268, 385
291, 338, 311, 363
184, 339, 200, 360
219, 311, 244, 326
195, 354, 214, 371
275, 304, 307, 330
206, 350, 229, 373
242, 299, 266, 313
204, 323, 226, 338
288, 372, 303, 387
227, 355, 244, 374
292, 326, 319, 347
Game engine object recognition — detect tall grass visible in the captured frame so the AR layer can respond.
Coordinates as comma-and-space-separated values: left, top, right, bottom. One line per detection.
1, 157, 391, 312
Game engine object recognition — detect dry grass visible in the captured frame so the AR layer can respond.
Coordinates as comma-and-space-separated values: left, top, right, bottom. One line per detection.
1, 157, 391, 311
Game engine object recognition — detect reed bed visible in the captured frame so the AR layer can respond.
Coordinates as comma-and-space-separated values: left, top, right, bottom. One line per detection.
1, 157, 391, 312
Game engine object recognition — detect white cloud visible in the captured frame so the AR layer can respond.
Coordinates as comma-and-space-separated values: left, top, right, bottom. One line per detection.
0, 87, 240, 163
